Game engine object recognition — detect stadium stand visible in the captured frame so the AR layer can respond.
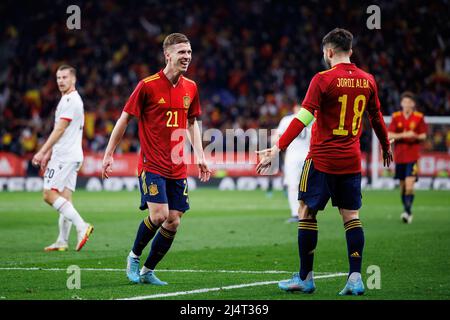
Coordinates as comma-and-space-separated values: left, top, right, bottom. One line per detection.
0, 0, 449, 158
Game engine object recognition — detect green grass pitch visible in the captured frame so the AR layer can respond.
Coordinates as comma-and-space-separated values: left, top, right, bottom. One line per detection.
0, 189, 449, 300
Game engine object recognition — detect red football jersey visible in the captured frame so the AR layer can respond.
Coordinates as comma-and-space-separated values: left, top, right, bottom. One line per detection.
123, 70, 201, 179
388, 111, 427, 163
301, 63, 389, 174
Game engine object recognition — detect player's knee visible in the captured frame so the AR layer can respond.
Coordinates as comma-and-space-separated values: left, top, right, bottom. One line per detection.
405, 188, 414, 195
150, 213, 167, 226
341, 210, 359, 222
149, 207, 169, 226
299, 201, 317, 219
165, 216, 181, 230
43, 189, 57, 205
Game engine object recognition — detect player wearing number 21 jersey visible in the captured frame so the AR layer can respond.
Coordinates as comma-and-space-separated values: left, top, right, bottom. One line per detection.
102, 33, 211, 286
123, 68, 201, 179
256, 28, 392, 296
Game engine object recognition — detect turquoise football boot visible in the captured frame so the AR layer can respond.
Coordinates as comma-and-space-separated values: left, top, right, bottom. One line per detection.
278, 272, 316, 293
126, 254, 140, 284
338, 273, 365, 296
140, 271, 168, 286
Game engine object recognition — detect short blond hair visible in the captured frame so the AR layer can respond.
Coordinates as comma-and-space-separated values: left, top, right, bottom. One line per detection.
57, 64, 76, 76
163, 33, 190, 52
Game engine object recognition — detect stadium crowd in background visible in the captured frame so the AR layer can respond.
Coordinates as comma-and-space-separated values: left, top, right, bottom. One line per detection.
0, 0, 449, 159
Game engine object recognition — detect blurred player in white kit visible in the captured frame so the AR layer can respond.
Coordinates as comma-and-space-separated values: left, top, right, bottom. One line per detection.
32, 64, 93, 252
276, 104, 312, 223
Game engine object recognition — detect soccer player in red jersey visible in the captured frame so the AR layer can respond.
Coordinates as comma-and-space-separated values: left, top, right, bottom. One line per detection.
257, 28, 393, 295
102, 33, 211, 285
388, 92, 427, 224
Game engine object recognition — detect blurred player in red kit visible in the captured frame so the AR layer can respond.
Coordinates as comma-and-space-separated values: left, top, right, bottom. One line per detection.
388, 92, 427, 224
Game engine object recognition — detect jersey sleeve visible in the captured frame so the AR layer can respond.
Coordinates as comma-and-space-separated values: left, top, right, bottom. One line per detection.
123, 81, 147, 118
301, 73, 324, 113
59, 98, 76, 121
188, 85, 202, 118
417, 116, 428, 134
367, 76, 390, 151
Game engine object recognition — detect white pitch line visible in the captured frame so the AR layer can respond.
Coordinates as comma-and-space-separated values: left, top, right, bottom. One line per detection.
118, 272, 348, 300
0, 267, 339, 275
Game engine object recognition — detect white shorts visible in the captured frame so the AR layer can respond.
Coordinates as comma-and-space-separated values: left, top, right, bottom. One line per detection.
43, 159, 82, 192
283, 159, 304, 187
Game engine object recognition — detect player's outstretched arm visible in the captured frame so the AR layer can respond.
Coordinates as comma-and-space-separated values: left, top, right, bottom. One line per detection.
256, 108, 313, 174
187, 117, 211, 182
102, 111, 134, 179
32, 119, 69, 167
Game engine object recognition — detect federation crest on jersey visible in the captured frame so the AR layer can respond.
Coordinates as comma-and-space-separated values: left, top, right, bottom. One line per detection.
183, 96, 191, 109
149, 183, 159, 196
410, 122, 416, 130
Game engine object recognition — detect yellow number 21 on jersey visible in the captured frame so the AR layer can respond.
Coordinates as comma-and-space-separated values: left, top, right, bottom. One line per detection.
332, 94, 366, 136
166, 110, 179, 127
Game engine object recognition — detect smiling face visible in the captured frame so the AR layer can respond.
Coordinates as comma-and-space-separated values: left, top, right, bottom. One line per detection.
164, 42, 192, 74
56, 69, 76, 95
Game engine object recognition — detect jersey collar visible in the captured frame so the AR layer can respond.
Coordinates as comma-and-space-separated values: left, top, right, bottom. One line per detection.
159, 69, 184, 88
334, 62, 356, 69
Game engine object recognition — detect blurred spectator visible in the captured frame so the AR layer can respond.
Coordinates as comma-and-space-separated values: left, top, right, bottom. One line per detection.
0, 0, 449, 156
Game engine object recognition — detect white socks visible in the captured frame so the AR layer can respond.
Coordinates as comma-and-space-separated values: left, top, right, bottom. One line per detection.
52, 196, 85, 233
288, 185, 300, 217
129, 250, 139, 259
140, 266, 153, 275
348, 272, 362, 282
56, 214, 72, 244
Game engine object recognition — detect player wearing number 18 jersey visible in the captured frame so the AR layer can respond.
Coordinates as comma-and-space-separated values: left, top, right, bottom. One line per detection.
256, 28, 392, 295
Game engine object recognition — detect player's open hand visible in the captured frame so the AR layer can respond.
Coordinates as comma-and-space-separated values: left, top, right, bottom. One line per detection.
255, 145, 279, 175
383, 149, 393, 167
383, 140, 394, 167
102, 155, 114, 179
197, 160, 211, 182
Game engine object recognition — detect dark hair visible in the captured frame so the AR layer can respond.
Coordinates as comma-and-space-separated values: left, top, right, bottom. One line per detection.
163, 33, 190, 51
400, 91, 416, 103
57, 64, 76, 76
322, 28, 353, 52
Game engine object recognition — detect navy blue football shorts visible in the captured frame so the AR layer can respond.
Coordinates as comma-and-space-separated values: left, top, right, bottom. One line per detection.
298, 159, 362, 211
138, 171, 190, 213
394, 162, 418, 181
